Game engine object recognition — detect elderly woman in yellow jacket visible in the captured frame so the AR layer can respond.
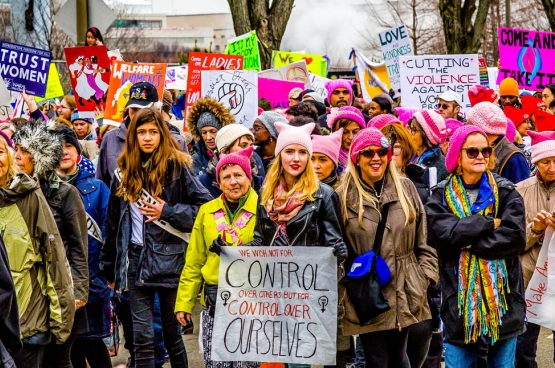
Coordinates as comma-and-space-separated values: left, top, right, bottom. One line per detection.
175, 147, 259, 368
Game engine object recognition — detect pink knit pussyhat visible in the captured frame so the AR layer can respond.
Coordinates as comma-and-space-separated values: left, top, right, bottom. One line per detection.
325, 79, 353, 105
444, 118, 465, 139
216, 146, 254, 183
528, 130, 555, 164
467, 102, 507, 136
413, 110, 447, 145
311, 128, 343, 167
327, 106, 365, 130
274, 122, 315, 156
445, 125, 488, 173
393, 106, 422, 126
350, 128, 392, 164
505, 119, 516, 143
367, 114, 402, 130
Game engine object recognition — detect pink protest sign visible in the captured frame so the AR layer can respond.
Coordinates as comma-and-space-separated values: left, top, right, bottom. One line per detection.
497, 27, 555, 91
258, 77, 304, 109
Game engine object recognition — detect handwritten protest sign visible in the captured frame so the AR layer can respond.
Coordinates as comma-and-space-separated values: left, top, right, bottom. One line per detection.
165, 66, 188, 90
35, 64, 64, 102
399, 54, 479, 112
497, 27, 555, 91
353, 49, 392, 99
259, 60, 311, 89
0, 41, 51, 97
212, 246, 337, 365
272, 51, 327, 77
478, 58, 489, 87
201, 70, 258, 128
309, 73, 331, 100
103, 60, 167, 125
378, 25, 413, 92
64, 45, 111, 115
259, 77, 304, 109
225, 31, 261, 71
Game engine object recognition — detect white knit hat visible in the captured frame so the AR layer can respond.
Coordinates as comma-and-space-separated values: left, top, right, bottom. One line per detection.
528, 130, 555, 164
274, 122, 315, 156
467, 102, 507, 136
215, 124, 254, 153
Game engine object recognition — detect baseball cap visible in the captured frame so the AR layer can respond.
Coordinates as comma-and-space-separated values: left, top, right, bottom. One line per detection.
302, 91, 325, 105
436, 91, 463, 107
125, 82, 159, 109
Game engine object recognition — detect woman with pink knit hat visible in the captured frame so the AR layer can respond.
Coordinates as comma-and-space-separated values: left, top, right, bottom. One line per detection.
514, 130, 555, 367
337, 128, 438, 368
440, 118, 465, 155
311, 128, 344, 189
327, 106, 366, 171
426, 124, 526, 367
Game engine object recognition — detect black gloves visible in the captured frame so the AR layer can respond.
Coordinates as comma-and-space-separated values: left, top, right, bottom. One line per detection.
209, 235, 226, 255
333, 242, 348, 262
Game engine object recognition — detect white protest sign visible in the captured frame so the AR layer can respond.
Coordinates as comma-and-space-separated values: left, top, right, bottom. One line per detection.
259, 60, 311, 89
309, 73, 330, 100
212, 246, 337, 365
400, 54, 479, 112
378, 25, 413, 93
201, 70, 258, 128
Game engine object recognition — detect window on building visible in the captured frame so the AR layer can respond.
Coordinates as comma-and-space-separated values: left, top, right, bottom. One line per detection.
221, 34, 225, 38
112, 19, 162, 28
215, 45, 220, 51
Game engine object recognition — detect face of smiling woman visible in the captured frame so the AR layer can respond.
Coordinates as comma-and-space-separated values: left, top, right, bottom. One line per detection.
357, 145, 389, 187
280, 144, 309, 184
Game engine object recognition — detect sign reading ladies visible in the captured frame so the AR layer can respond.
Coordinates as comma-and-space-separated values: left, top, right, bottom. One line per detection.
212, 246, 337, 365
400, 54, 479, 112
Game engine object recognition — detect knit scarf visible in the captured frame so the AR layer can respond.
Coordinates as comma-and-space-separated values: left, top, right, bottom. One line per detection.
444, 172, 509, 345
265, 176, 306, 242
338, 147, 349, 169
412, 146, 439, 165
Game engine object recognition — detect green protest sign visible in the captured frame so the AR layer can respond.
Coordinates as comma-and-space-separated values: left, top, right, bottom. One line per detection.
225, 31, 261, 71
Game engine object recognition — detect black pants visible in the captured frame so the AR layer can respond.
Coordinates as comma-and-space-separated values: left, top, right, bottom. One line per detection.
421, 330, 443, 368
128, 243, 187, 368
323, 350, 348, 368
115, 296, 136, 362
14, 344, 46, 368
43, 333, 76, 368
359, 327, 410, 368
515, 322, 541, 368
71, 337, 112, 368
407, 320, 434, 368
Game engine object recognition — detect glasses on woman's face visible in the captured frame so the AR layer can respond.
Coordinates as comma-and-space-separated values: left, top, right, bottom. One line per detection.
393, 144, 403, 156
360, 148, 389, 159
461, 146, 492, 159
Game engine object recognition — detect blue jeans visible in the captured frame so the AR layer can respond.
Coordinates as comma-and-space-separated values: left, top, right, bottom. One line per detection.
444, 337, 517, 368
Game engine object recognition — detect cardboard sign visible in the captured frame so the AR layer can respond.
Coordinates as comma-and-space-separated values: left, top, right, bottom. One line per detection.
309, 73, 331, 100
64, 45, 111, 115
201, 70, 258, 128
272, 51, 327, 77
225, 31, 261, 71
399, 54, 480, 112
478, 58, 489, 88
497, 27, 555, 91
185, 52, 244, 117
35, 64, 64, 102
212, 246, 338, 365
259, 77, 304, 109
259, 60, 311, 89
165, 66, 188, 90
378, 25, 414, 93
353, 49, 392, 99
0, 41, 51, 97
103, 60, 167, 125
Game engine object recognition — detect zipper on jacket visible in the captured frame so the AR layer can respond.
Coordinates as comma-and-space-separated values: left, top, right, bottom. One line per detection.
290, 215, 310, 246
117, 205, 129, 293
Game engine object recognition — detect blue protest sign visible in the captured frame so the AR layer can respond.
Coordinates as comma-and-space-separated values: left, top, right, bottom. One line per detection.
0, 41, 52, 97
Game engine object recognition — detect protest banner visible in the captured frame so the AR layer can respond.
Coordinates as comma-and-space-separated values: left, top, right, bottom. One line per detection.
478, 58, 489, 87
201, 70, 258, 128
497, 27, 555, 90
399, 54, 479, 112
0, 41, 51, 97
309, 73, 331, 100
488, 67, 499, 91
64, 45, 111, 116
259, 77, 304, 109
186, 52, 244, 118
103, 60, 167, 125
272, 51, 327, 77
352, 49, 392, 99
108, 49, 123, 62
212, 246, 337, 365
225, 31, 261, 71
165, 66, 188, 90
35, 64, 64, 102
259, 60, 311, 89
378, 25, 414, 92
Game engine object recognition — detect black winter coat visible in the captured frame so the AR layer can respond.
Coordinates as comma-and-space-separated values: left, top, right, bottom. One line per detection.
0, 236, 21, 367
419, 148, 448, 188
100, 162, 212, 293
425, 174, 527, 345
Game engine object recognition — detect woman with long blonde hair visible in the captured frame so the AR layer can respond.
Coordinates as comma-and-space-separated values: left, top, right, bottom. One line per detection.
100, 108, 212, 367
337, 127, 438, 368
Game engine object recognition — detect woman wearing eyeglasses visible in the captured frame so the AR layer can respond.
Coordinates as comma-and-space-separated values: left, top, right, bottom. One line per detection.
425, 125, 526, 367
338, 128, 438, 368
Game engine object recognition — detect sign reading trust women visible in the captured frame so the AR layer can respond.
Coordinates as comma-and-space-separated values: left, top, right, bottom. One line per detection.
0, 41, 51, 97
497, 27, 555, 91
399, 54, 479, 112
211, 246, 337, 365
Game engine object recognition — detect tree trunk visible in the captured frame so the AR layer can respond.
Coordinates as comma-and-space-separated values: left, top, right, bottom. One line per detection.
439, 0, 491, 54
227, 0, 295, 70
541, 0, 555, 31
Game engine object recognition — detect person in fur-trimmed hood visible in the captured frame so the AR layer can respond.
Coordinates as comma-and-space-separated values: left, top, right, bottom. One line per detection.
12, 120, 90, 368
187, 97, 235, 175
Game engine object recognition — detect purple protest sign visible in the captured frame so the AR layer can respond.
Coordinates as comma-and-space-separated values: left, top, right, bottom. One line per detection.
258, 77, 304, 109
497, 27, 555, 91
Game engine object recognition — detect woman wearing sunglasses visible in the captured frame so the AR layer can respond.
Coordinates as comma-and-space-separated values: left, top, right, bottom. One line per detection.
426, 125, 526, 367
337, 128, 438, 368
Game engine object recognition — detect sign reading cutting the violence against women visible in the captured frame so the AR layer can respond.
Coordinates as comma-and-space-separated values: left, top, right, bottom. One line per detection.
378, 24, 414, 92
225, 31, 261, 71
399, 54, 479, 112
0, 41, 52, 97
211, 246, 338, 365
497, 27, 555, 91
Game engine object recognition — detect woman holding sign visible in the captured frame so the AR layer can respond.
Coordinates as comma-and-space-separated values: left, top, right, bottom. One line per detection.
175, 147, 259, 368
100, 109, 212, 368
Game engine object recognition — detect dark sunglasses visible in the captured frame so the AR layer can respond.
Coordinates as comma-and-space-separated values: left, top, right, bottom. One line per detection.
436, 103, 451, 110
461, 146, 492, 159
360, 148, 389, 158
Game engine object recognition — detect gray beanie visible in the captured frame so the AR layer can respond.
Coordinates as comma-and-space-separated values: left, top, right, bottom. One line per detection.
197, 111, 222, 131
257, 111, 287, 139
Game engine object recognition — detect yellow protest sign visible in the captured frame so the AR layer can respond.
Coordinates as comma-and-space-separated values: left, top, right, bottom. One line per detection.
271, 51, 328, 77
352, 49, 392, 99
36, 64, 64, 102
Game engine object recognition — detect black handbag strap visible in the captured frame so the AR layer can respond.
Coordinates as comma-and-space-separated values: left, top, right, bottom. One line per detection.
372, 203, 390, 256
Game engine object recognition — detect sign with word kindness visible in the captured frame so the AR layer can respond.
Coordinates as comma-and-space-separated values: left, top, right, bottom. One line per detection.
400, 54, 479, 112
212, 246, 337, 365
378, 25, 413, 92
